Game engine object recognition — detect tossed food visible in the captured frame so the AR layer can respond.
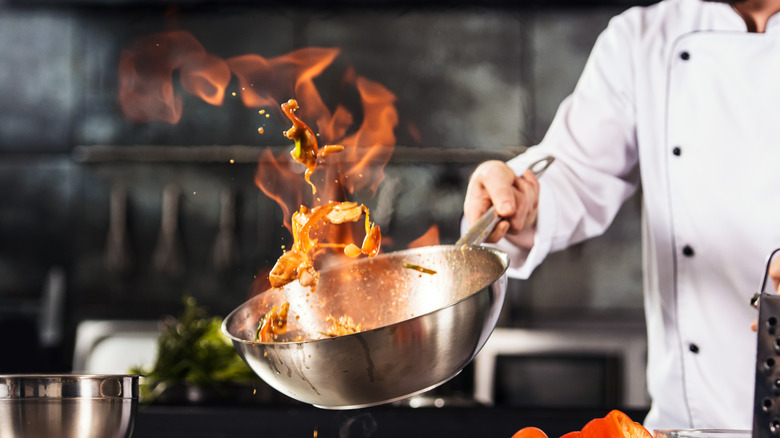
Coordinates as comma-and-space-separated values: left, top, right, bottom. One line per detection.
268, 201, 381, 289
269, 99, 381, 291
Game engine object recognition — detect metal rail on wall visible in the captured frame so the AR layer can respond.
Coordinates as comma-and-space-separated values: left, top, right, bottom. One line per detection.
7, 0, 657, 9
71, 144, 527, 165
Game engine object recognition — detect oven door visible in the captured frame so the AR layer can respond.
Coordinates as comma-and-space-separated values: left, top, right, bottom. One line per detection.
473, 327, 649, 409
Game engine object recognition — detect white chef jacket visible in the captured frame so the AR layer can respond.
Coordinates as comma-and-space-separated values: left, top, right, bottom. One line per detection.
494, 0, 780, 430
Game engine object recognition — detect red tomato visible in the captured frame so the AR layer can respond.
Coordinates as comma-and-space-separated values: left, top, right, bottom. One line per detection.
560, 432, 582, 438
512, 427, 549, 438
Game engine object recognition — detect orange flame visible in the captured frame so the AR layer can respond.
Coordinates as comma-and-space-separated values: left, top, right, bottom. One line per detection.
408, 225, 440, 249
254, 148, 302, 230
327, 74, 398, 197
118, 30, 230, 123
249, 267, 272, 298
227, 47, 339, 112
118, 29, 399, 259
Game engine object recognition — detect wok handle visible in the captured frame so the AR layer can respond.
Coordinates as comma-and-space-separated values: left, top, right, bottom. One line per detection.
456, 155, 554, 246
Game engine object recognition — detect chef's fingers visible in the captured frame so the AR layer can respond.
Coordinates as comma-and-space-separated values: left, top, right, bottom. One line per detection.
507, 170, 540, 234
463, 160, 519, 228
482, 170, 540, 243
751, 254, 780, 332
485, 220, 511, 243
769, 255, 780, 292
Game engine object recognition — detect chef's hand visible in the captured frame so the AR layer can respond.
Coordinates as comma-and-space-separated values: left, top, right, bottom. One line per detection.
463, 160, 540, 246
751, 255, 780, 331
771, 255, 780, 292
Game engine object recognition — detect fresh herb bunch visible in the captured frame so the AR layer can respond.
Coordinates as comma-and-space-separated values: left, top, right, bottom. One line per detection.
130, 295, 257, 403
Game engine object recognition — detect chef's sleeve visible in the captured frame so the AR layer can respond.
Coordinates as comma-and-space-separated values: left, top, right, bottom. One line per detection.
496, 12, 642, 279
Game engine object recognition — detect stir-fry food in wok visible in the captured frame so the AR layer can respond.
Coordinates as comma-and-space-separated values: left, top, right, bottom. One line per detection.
255, 302, 291, 343
269, 201, 381, 289
268, 99, 381, 290
324, 315, 362, 338
281, 98, 345, 195
260, 99, 383, 342
255, 304, 364, 343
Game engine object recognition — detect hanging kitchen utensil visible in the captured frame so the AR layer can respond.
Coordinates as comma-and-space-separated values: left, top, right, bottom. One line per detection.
105, 185, 133, 275
211, 187, 238, 273
223, 156, 553, 409
152, 184, 184, 277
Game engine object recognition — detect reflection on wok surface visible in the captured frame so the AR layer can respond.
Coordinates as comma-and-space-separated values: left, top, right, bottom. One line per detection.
223, 244, 508, 409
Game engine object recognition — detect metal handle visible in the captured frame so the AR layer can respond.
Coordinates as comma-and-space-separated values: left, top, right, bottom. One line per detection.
456, 155, 555, 246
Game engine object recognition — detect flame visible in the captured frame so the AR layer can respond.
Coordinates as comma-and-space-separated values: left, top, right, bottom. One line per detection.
118, 29, 400, 265
180, 53, 231, 105
408, 225, 440, 249
337, 76, 398, 196
254, 148, 303, 230
118, 30, 230, 123
245, 55, 398, 243
249, 267, 272, 298
227, 47, 339, 112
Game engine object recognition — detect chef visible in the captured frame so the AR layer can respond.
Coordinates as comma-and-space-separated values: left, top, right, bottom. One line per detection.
463, 0, 780, 431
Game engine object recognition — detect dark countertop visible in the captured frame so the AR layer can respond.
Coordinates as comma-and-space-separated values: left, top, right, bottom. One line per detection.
132, 404, 650, 438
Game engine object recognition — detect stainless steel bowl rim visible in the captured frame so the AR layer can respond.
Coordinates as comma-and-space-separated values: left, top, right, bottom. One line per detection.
222, 244, 509, 346
653, 430, 752, 438
0, 374, 139, 400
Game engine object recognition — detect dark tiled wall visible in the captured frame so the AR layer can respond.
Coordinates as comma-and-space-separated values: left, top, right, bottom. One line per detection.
0, 2, 640, 371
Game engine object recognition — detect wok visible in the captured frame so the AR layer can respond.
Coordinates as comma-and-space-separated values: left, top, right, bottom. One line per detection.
223, 156, 554, 409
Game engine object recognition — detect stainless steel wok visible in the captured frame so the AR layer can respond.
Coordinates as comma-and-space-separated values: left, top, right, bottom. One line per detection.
222, 156, 553, 409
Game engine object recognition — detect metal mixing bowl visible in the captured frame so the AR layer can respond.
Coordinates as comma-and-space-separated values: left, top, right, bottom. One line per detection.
223, 244, 508, 409
654, 431, 751, 438
0, 374, 139, 438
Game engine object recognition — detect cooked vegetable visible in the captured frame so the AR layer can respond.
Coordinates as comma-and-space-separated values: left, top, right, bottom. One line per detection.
264, 99, 382, 342
282, 99, 320, 194
268, 199, 381, 289
269, 100, 382, 291
255, 302, 291, 342
323, 315, 361, 337
403, 263, 437, 275
281, 99, 346, 195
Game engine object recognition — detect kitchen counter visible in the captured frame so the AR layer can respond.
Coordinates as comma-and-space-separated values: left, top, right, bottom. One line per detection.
132, 404, 649, 438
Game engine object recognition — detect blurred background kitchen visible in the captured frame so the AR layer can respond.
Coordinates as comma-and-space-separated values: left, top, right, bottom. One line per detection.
0, 0, 651, 412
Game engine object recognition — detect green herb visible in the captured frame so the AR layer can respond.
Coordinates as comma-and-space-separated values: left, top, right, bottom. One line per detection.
130, 295, 258, 403
403, 263, 437, 275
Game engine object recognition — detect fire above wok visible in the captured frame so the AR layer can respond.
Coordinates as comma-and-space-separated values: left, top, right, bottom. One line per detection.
222, 157, 553, 409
